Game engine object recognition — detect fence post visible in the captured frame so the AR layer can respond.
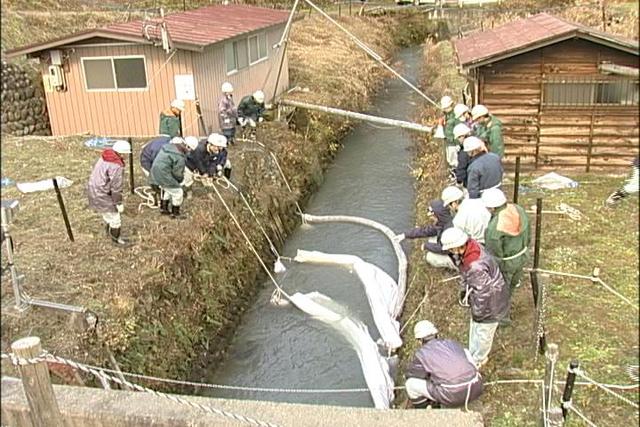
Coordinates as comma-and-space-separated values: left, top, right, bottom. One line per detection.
561, 360, 579, 420
338, 2, 341, 17
531, 197, 546, 353
11, 337, 64, 426
513, 156, 521, 204
52, 178, 74, 242
349, 0, 352, 16
128, 137, 135, 194
542, 343, 559, 424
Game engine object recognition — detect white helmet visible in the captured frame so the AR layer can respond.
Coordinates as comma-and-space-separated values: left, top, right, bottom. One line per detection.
414, 320, 438, 340
112, 140, 131, 154
170, 99, 185, 112
207, 133, 227, 148
221, 82, 234, 94
463, 136, 484, 152
440, 95, 454, 110
453, 103, 470, 119
453, 123, 471, 140
441, 186, 464, 206
184, 136, 199, 151
481, 188, 507, 208
471, 104, 489, 121
170, 136, 185, 145
253, 90, 265, 104
440, 227, 469, 251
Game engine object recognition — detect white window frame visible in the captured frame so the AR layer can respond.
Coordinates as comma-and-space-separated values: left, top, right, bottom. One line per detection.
225, 32, 269, 75
81, 55, 148, 92
248, 32, 268, 66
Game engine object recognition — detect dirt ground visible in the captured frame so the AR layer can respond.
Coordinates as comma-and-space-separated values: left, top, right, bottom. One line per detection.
398, 40, 639, 426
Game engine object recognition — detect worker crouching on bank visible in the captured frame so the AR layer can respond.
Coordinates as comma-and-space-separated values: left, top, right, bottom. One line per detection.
405, 320, 483, 409
183, 133, 232, 196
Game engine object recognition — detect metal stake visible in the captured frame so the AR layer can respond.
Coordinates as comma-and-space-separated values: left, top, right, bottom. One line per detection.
561, 360, 579, 420
52, 178, 74, 242
513, 156, 521, 204
128, 137, 134, 194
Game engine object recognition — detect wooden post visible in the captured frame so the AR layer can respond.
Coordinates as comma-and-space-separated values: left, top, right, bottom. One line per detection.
586, 111, 594, 172
532, 197, 542, 270
11, 337, 64, 426
531, 197, 546, 354
561, 360, 579, 420
349, 0, 352, 16
52, 178, 74, 242
128, 137, 134, 194
338, 2, 341, 17
513, 156, 521, 204
543, 343, 559, 424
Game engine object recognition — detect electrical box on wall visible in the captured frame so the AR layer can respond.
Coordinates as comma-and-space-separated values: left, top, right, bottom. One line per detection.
48, 65, 65, 90
50, 50, 63, 66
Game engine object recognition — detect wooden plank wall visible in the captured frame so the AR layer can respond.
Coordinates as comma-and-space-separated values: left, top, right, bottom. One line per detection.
479, 39, 639, 171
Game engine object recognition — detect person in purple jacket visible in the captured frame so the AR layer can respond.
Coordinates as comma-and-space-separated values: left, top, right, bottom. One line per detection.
393, 199, 455, 270
405, 320, 483, 409
87, 140, 131, 247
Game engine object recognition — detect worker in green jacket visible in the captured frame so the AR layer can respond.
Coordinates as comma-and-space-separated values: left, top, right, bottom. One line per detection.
471, 104, 504, 158
439, 96, 459, 170
481, 188, 531, 324
159, 99, 185, 138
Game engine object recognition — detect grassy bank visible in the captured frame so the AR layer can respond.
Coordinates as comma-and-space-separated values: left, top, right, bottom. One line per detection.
1, 11, 438, 386
400, 39, 639, 425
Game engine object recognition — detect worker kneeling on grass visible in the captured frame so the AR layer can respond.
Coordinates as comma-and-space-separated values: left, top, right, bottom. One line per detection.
183, 133, 232, 197
405, 320, 483, 409
393, 200, 456, 271
441, 227, 509, 368
482, 188, 531, 325
237, 90, 265, 139
87, 140, 131, 247
149, 136, 198, 219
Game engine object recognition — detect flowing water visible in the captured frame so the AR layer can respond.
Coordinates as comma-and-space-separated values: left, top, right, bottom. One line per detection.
200, 45, 423, 408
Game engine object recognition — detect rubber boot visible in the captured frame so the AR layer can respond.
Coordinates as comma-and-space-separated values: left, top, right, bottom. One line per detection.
224, 168, 232, 179
105, 224, 111, 236
160, 200, 171, 215
606, 189, 627, 207
170, 205, 183, 219
109, 227, 129, 247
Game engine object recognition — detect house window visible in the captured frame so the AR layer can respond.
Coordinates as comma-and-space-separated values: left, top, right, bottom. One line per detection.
249, 33, 268, 64
543, 77, 639, 106
82, 56, 147, 91
226, 33, 268, 73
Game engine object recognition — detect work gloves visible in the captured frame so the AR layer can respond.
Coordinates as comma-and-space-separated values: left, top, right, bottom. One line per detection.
116, 204, 124, 214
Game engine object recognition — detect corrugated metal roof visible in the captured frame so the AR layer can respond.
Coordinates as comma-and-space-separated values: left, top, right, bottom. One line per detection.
105, 5, 291, 48
454, 13, 639, 69
5, 4, 290, 57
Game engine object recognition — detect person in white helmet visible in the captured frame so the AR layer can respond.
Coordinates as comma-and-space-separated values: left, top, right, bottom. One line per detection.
237, 90, 266, 139
471, 104, 504, 158
405, 320, 483, 409
159, 99, 185, 138
441, 186, 491, 244
184, 133, 232, 190
87, 140, 132, 246
149, 136, 198, 218
140, 136, 180, 207
482, 188, 530, 325
453, 123, 472, 187
441, 227, 509, 367
439, 96, 459, 169
453, 103, 473, 128
463, 136, 503, 199
218, 82, 237, 145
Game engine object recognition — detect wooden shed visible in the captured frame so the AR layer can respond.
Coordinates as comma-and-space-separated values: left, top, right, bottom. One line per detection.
5, 5, 292, 137
454, 13, 639, 170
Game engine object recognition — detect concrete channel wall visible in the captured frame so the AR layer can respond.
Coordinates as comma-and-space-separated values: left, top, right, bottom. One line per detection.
2, 377, 484, 427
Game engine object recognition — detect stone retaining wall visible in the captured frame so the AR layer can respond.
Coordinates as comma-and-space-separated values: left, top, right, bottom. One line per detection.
1, 61, 51, 136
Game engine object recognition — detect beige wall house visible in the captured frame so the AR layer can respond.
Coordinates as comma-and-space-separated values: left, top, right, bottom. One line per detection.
6, 5, 291, 137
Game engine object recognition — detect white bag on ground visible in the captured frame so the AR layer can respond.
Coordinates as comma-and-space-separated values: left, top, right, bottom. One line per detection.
16, 176, 73, 194
294, 250, 402, 350
288, 292, 394, 409
531, 172, 578, 190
